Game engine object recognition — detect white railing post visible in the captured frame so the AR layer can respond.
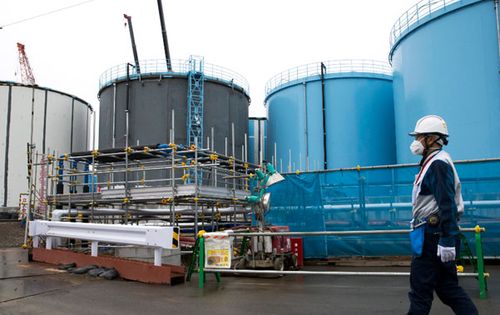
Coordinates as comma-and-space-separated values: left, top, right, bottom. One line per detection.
154, 248, 163, 266
33, 235, 39, 248
91, 241, 99, 257
46, 236, 53, 250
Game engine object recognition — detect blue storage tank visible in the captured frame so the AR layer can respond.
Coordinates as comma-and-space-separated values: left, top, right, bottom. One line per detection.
248, 117, 267, 165
390, 0, 500, 163
265, 60, 396, 171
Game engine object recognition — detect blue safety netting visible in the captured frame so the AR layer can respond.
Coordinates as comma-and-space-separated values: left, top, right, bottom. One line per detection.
265, 160, 500, 258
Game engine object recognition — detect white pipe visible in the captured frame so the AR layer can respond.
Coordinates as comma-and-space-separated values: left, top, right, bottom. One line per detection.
172, 109, 175, 142
274, 142, 277, 168
112, 83, 117, 147
211, 127, 214, 151
231, 123, 236, 159
244, 133, 247, 163
204, 269, 483, 277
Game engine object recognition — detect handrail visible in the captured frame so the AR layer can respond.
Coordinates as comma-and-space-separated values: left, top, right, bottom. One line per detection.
281, 157, 500, 175
194, 226, 489, 299
99, 59, 250, 95
29, 220, 179, 266
389, 0, 465, 49
265, 59, 392, 97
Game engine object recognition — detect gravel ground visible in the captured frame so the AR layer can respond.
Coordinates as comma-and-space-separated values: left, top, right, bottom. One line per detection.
0, 222, 26, 248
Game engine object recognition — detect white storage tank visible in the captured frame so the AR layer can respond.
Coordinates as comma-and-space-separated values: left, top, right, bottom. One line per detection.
0, 81, 93, 209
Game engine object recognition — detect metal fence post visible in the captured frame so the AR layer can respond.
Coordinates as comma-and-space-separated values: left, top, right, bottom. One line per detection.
199, 235, 205, 288
474, 225, 487, 299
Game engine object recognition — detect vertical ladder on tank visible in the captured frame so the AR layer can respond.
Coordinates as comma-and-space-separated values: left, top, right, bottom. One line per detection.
186, 56, 205, 148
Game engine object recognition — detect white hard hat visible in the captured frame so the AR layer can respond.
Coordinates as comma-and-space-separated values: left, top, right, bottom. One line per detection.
409, 115, 449, 137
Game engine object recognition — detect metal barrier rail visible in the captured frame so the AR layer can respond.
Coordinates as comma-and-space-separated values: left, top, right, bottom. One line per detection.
389, 0, 464, 48
265, 59, 392, 97
203, 269, 482, 277
29, 220, 179, 266
226, 227, 480, 237
99, 59, 250, 95
195, 226, 489, 299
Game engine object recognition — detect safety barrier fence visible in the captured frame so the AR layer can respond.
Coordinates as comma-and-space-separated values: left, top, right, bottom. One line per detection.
265, 59, 392, 96
29, 220, 179, 266
266, 159, 500, 258
99, 59, 250, 95
389, 0, 474, 48
195, 227, 488, 299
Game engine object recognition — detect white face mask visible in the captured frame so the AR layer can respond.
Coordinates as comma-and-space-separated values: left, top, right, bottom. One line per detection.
410, 140, 425, 155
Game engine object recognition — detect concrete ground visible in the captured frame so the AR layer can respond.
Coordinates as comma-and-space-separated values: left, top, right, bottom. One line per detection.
0, 222, 25, 248
0, 249, 498, 315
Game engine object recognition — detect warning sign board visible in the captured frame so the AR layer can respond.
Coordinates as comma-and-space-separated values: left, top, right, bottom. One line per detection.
18, 193, 28, 220
204, 232, 232, 269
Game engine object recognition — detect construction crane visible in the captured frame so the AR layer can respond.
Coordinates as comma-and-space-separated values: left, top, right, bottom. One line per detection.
123, 14, 141, 74
16, 42, 36, 85
157, 0, 172, 71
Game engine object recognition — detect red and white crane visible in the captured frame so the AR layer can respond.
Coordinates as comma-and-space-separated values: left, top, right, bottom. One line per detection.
16, 42, 36, 85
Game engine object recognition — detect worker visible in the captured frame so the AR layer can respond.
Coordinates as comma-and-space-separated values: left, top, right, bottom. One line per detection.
407, 115, 478, 315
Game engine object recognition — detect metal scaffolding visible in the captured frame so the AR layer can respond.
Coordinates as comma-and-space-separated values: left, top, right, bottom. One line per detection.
28, 143, 257, 238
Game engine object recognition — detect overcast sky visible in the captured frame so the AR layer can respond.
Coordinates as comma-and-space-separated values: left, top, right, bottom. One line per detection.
1, 0, 418, 117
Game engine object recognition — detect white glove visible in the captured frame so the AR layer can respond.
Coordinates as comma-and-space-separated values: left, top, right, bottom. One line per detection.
437, 245, 456, 263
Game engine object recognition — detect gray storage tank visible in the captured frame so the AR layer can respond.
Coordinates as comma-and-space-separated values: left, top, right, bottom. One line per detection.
98, 58, 250, 159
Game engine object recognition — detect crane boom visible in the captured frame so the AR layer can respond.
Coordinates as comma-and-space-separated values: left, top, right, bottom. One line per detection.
157, 0, 172, 71
123, 14, 141, 74
17, 43, 36, 85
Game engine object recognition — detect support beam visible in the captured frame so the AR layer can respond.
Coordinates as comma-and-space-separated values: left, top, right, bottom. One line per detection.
91, 241, 98, 257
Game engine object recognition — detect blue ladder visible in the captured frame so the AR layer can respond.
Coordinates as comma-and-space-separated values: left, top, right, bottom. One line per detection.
186, 56, 205, 148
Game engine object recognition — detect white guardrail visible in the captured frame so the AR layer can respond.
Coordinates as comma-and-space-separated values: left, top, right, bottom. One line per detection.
264, 59, 392, 97
29, 220, 179, 266
389, 0, 463, 48
99, 59, 250, 95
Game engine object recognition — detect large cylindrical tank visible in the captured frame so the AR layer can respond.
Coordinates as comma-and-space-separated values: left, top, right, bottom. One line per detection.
390, 0, 500, 163
248, 117, 267, 165
98, 59, 250, 160
0, 81, 92, 208
265, 60, 395, 171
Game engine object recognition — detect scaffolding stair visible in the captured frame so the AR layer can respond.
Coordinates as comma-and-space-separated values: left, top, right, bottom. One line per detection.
186, 56, 205, 148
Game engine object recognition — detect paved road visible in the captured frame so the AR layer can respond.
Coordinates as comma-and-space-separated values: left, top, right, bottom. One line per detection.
0, 250, 497, 315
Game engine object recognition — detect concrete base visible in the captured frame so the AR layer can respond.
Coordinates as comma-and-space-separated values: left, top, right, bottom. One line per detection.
114, 246, 181, 266
0, 248, 28, 265
32, 248, 185, 285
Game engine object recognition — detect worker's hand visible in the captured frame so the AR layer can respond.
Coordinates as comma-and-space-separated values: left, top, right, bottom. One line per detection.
437, 245, 456, 263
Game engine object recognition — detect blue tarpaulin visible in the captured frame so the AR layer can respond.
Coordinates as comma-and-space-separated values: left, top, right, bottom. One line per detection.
265, 160, 500, 258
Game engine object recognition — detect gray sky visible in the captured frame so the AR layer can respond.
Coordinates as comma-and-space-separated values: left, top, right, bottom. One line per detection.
1, 0, 418, 117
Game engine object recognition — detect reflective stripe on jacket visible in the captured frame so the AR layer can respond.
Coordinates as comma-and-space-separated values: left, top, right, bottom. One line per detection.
411, 150, 464, 246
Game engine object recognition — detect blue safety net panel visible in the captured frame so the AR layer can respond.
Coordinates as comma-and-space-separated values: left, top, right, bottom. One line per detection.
266, 160, 500, 258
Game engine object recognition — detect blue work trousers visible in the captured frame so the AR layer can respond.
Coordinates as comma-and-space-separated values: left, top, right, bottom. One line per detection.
408, 233, 478, 315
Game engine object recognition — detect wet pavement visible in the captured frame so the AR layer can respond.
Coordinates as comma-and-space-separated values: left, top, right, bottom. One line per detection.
1, 248, 498, 315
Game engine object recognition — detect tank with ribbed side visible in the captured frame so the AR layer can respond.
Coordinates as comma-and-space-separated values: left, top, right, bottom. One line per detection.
0, 81, 92, 208
248, 117, 267, 165
265, 60, 396, 171
390, 0, 500, 163
98, 59, 250, 160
